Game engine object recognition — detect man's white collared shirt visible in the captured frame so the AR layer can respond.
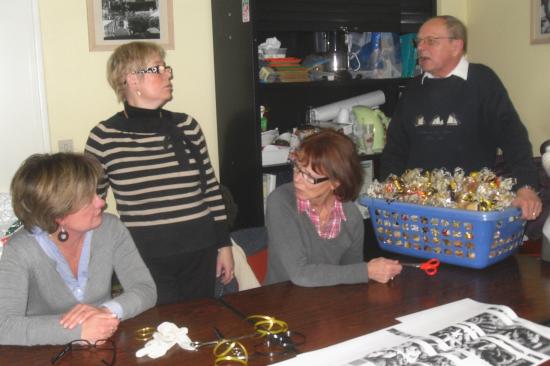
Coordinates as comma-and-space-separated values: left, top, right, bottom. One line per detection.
421, 56, 469, 84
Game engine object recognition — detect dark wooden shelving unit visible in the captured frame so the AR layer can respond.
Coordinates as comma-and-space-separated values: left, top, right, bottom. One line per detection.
211, 0, 435, 229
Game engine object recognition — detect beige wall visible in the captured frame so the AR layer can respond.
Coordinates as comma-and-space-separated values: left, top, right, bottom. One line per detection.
466, 0, 550, 153
38, 0, 219, 171
38, 0, 549, 177
438, 0, 467, 23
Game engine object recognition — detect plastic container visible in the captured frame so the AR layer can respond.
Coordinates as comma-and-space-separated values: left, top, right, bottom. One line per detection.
360, 197, 526, 269
261, 129, 278, 147
261, 48, 287, 59
262, 145, 290, 166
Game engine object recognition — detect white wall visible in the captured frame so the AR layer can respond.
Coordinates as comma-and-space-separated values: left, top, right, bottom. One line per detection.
0, 0, 49, 192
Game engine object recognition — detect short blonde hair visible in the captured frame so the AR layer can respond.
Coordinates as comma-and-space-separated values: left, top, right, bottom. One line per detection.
11, 153, 103, 233
107, 41, 166, 102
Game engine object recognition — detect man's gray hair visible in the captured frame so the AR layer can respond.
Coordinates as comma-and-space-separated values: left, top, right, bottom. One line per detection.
430, 15, 467, 53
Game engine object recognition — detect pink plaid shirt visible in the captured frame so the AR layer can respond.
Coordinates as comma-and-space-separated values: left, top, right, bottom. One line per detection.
297, 198, 347, 239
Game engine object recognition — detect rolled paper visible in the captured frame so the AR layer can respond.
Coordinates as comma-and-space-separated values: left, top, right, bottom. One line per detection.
311, 90, 386, 122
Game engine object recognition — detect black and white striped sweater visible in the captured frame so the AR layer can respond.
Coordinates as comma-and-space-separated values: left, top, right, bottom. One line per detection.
85, 104, 230, 258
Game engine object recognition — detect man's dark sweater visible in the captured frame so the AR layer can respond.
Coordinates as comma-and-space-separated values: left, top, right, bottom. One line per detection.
381, 63, 538, 189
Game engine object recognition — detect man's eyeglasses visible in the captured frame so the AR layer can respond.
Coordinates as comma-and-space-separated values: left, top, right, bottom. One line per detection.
51, 339, 116, 366
133, 65, 173, 75
290, 160, 329, 185
413, 36, 456, 48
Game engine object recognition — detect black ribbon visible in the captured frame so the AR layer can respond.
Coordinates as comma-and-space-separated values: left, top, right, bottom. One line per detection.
160, 113, 208, 194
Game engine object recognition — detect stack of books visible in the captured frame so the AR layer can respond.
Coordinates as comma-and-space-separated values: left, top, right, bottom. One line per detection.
265, 57, 309, 83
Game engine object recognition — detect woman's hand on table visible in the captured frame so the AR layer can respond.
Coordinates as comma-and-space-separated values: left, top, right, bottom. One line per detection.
367, 257, 402, 283
80, 311, 120, 343
60, 304, 113, 329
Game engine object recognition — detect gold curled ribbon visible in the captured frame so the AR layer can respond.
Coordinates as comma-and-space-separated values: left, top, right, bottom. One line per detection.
135, 326, 156, 341
246, 315, 288, 336
213, 339, 248, 366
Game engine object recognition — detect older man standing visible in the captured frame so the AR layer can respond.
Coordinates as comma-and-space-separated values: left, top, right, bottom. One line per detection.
381, 15, 542, 220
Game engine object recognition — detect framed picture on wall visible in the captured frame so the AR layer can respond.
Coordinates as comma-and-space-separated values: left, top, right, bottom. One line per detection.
531, 0, 550, 44
86, 0, 175, 51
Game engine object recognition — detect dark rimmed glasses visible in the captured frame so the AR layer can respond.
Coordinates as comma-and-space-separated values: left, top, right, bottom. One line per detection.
133, 64, 173, 75
289, 160, 329, 185
413, 36, 456, 48
51, 339, 116, 366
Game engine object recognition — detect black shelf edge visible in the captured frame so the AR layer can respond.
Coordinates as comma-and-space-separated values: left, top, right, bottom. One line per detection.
258, 77, 412, 90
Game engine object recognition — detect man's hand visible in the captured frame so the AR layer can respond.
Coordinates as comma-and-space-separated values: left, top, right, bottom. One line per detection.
512, 186, 542, 220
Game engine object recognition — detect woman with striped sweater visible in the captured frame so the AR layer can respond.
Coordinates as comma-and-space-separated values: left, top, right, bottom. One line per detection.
85, 42, 234, 304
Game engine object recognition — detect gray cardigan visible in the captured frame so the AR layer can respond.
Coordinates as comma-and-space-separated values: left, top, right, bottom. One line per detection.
0, 213, 157, 346
264, 183, 368, 287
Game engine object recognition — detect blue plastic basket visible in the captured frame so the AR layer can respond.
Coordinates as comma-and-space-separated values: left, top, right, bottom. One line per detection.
360, 197, 526, 269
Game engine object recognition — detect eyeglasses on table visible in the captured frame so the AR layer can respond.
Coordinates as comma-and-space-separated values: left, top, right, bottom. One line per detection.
51, 339, 116, 366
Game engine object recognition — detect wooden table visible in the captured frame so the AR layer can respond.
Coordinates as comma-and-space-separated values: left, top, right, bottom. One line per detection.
3, 254, 550, 366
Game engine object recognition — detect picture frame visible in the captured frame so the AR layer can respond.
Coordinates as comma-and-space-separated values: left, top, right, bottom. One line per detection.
86, 0, 174, 52
531, 0, 550, 44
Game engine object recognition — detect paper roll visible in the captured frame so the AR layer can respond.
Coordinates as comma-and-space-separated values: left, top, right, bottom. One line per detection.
312, 90, 386, 122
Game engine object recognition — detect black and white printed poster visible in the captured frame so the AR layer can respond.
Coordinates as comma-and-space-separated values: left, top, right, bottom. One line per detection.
272, 299, 550, 366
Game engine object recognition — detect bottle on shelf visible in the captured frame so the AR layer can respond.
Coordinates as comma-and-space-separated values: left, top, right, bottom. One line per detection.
260, 105, 268, 132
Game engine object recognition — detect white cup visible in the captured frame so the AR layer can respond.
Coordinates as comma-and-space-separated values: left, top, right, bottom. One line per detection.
337, 108, 350, 124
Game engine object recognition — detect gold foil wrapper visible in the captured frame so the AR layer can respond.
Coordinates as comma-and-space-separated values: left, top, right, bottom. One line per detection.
367, 168, 516, 211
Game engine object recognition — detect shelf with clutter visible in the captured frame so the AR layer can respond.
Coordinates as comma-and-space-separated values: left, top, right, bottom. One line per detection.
260, 90, 390, 167
257, 31, 419, 85
211, 0, 435, 228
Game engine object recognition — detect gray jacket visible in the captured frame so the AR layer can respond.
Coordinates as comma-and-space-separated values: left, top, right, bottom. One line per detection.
0, 213, 157, 345
264, 183, 368, 287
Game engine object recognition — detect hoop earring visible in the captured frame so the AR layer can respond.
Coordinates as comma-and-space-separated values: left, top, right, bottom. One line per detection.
58, 226, 69, 242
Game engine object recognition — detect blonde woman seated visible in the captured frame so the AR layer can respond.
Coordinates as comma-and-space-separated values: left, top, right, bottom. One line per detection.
0, 153, 156, 346
264, 129, 402, 287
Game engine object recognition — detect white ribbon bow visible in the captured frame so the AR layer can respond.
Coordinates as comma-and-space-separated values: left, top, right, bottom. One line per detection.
135, 322, 195, 359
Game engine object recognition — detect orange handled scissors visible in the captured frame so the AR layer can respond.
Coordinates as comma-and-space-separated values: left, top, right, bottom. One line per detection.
400, 258, 440, 276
